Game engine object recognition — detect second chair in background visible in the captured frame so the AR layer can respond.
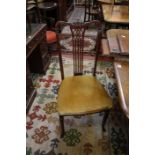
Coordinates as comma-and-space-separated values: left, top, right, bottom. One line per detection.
84, 0, 99, 22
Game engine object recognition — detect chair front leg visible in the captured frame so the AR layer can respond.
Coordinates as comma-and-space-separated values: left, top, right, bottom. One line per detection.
102, 109, 110, 132
60, 115, 65, 138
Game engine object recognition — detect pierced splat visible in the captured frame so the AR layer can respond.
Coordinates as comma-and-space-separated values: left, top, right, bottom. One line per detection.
70, 23, 86, 75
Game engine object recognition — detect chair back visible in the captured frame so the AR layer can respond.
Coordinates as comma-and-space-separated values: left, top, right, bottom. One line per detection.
55, 20, 102, 80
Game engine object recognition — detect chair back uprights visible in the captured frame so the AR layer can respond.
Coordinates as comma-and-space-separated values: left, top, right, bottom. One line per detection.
55, 20, 102, 80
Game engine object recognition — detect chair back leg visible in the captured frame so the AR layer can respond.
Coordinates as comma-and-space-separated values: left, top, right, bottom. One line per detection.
102, 109, 110, 132
84, 9, 87, 22
60, 115, 65, 138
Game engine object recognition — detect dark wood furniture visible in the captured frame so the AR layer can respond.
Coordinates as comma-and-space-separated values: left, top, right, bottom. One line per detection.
38, 1, 58, 28
26, 0, 41, 26
26, 23, 50, 113
27, 0, 58, 54
84, 0, 99, 22
65, 0, 74, 17
98, 0, 128, 5
114, 59, 129, 118
101, 39, 111, 57
100, 4, 129, 30
106, 29, 129, 56
101, 4, 129, 23
38, 1, 58, 11
115, 0, 129, 5
26, 62, 36, 114
98, 0, 113, 4
57, 0, 74, 21
27, 24, 50, 73
55, 20, 113, 138
27, 0, 58, 29
27, 0, 74, 26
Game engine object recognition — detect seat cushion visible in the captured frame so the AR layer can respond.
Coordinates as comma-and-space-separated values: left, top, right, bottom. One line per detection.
57, 75, 113, 115
46, 31, 57, 43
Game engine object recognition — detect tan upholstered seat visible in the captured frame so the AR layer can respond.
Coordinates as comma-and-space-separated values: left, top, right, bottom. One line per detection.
57, 75, 112, 115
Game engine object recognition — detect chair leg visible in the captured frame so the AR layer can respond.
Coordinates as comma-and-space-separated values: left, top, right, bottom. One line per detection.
60, 115, 65, 138
88, 13, 90, 21
102, 109, 110, 132
84, 12, 86, 22
84, 6, 87, 22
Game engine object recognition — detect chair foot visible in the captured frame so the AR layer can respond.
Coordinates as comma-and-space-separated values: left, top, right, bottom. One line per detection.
60, 116, 65, 138
102, 109, 110, 132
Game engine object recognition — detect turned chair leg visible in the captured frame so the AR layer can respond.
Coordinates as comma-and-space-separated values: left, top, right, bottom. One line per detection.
102, 109, 110, 132
60, 115, 65, 138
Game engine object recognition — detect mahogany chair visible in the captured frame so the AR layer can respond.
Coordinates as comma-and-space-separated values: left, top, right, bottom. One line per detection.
55, 20, 113, 138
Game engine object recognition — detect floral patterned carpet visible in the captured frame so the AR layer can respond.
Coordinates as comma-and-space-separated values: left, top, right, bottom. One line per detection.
26, 53, 128, 155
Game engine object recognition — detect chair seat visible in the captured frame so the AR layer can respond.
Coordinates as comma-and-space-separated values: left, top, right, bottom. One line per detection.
46, 31, 57, 43
57, 75, 113, 115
